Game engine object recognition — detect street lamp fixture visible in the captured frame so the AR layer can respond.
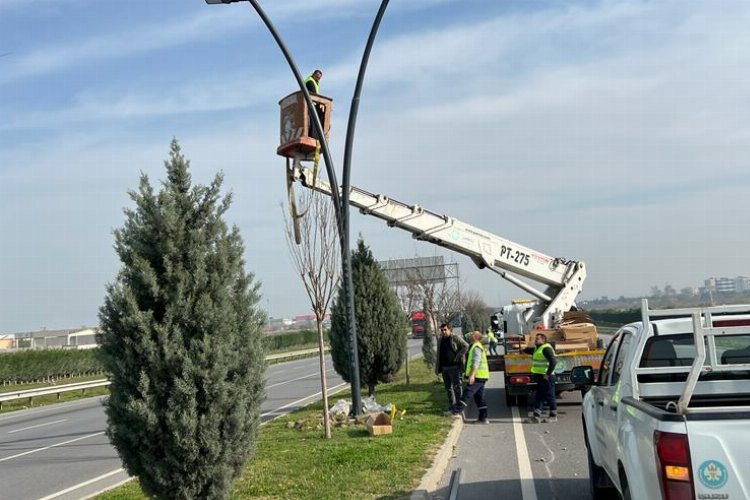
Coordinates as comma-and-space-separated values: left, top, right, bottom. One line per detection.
202, 0, 396, 419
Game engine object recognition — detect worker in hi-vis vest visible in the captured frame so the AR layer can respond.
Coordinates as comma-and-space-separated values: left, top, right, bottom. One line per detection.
525, 332, 558, 423
450, 331, 490, 423
487, 328, 498, 355
305, 69, 322, 94
304, 69, 324, 139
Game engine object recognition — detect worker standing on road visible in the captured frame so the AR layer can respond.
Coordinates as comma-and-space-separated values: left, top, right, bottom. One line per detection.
527, 332, 558, 423
451, 331, 490, 424
436, 323, 469, 413
487, 328, 498, 355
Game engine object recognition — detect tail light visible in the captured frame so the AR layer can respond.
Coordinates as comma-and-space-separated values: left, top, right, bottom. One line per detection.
509, 376, 531, 384
654, 431, 694, 500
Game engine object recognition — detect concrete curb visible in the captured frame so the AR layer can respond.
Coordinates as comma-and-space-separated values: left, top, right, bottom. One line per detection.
410, 416, 464, 500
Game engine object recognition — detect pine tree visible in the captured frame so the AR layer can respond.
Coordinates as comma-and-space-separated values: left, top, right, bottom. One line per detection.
97, 139, 266, 500
329, 239, 407, 396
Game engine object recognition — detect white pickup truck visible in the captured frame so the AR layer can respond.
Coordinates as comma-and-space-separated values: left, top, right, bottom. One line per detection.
571, 300, 750, 500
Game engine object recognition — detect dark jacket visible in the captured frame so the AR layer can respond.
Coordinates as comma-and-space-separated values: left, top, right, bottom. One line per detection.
436, 333, 469, 374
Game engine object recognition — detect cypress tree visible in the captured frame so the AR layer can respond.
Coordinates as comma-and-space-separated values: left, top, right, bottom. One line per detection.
329, 239, 407, 396
97, 139, 265, 500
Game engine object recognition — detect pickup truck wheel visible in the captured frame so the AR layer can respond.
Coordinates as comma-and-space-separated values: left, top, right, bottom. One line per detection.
505, 390, 514, 407
586, 445, 618, 499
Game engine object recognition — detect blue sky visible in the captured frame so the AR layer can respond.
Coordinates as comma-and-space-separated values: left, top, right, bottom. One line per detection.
1, 0, 749, 333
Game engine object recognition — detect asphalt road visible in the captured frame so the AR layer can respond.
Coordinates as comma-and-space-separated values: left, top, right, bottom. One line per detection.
431, 377, 592, 500
0, 339, 598, 500
432, 337, 615, 500
0, 340, 423, 500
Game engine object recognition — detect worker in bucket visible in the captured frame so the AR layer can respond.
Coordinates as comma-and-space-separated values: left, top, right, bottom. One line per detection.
451, 331, 490, 424
305, 69, 322, 94
304, 69, 325, 139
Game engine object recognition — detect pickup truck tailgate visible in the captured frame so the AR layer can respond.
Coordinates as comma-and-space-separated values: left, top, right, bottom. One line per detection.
688, 419, 750, 497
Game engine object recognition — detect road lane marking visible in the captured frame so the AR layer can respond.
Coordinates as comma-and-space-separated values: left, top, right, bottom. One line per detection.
0, 397, 104, 424
81, 477, 134, 500
511, 405, 538, 500
261, 382, 348, 421
265, 368, 336, 389
0, 431, 104, 463
36, 468, 125, 500
7, 419, 68, 434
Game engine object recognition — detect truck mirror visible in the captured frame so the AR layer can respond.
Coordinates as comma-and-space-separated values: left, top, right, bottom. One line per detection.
570, 366, 594, 386
490, 314, 501, 332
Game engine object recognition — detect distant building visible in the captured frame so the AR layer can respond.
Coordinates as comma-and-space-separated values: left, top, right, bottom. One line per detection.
703, 275, 750, 295
0, 334, 15, 350
266, 317, 295, 332
716, 277, 735, 293
2, 327, 98, 350
292, 313, 331, 330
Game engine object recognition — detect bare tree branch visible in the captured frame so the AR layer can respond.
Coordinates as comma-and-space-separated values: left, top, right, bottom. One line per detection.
282, 188, 340, 438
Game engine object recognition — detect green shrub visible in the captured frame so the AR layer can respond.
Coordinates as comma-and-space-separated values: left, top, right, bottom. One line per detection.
0, 349, 104, 384
589, 308, 641, 327
263, 329, 327, 351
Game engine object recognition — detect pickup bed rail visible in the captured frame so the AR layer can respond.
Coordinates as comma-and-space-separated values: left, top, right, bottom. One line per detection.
634, 299, 750, 414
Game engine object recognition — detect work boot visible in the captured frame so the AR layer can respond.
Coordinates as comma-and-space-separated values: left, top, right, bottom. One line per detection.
546, 411, 558, 423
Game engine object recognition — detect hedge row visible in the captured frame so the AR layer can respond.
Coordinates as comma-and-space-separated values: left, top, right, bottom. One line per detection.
589, 308, 641, 327
0, 332, 327, 385
263, 329, 328, 352
0, 349, 105, 385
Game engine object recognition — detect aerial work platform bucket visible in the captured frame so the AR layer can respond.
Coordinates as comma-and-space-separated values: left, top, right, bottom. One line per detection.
277, 91, 332, 158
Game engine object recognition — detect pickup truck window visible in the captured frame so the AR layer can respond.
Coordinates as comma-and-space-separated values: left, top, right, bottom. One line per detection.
638, 334, 750, 383
597, 335, 620, 386
640, 334, 750, 367
611, 333, 633, 386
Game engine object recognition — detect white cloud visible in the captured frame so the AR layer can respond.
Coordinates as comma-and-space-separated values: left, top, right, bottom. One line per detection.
3, 0, 750, 330
0, 0, 461, 86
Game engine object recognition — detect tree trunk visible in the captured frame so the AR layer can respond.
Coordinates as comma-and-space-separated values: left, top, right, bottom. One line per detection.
368, 383, 376, 397
316, 320, 331, 439
404, 352, 410, 386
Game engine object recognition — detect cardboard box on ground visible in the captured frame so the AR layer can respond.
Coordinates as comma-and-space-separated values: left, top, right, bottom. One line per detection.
366, 412, 393, 436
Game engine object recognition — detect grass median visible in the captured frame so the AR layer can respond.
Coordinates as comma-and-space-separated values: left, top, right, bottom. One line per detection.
97, 361, 453, 500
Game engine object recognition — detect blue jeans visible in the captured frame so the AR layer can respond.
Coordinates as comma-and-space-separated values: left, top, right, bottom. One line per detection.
454, 378, 488, 421
533, 374, 557, 414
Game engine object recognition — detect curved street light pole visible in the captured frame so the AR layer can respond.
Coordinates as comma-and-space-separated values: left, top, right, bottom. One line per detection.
241, 0, 342, 226
205, 0, 390, 416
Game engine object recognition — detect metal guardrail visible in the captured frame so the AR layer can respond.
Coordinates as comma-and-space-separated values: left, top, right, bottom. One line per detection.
0, 346, 335, 409
0, 379, 111, 409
